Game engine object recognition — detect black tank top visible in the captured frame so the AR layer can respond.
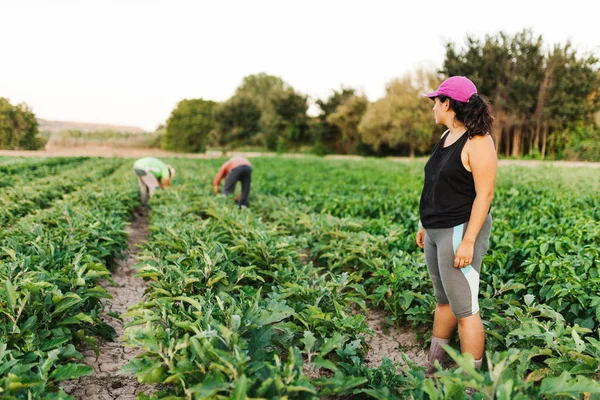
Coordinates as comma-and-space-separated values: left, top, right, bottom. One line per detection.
420, 130, 476, 229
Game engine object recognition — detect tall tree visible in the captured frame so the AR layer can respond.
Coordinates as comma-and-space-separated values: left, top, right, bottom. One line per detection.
443, 29, 600, 159
0, 98, 44, 150
532, 47, 560, 155
311, 87, 356, 154
163, 98, 217, 152
506, 30, 545, 157
269, 89, 310, 149
326, 94, 368, 154
359, 69, 439, 157
215, 95, 262, 148
235, 73, 286, 146
543, 45, 600, 157
226, 73, 309, 150
235, 73, 287, 110
444, 32, 516, 154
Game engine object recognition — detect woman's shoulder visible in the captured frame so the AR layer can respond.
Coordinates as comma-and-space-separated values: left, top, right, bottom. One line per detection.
468, 133, 494, 145
467, 133, 497, 160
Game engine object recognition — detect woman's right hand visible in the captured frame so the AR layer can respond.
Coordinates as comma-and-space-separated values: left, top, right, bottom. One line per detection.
416, 228, 425, 249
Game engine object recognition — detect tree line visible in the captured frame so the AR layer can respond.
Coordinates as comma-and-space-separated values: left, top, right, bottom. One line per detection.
163, 30, 600, 160
2, 29, 598, 159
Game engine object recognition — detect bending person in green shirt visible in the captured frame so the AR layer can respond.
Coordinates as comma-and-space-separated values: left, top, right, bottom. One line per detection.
133, 157, 175, 206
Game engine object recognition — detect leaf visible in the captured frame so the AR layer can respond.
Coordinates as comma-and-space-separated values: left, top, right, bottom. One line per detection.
361, 387, 395, 400
41, 349, 61, 377
106, 311, 121, 319
231, 374, 248, 400
3, 281, 17, 312
59, 312, 94, 325
301, 331, 316, 353
287, 385, 317, 393
207, 271, 228, 287
59, 344, 84, 360
2, 247, 17, 261
49, 363, 94, 381
0, 358, 20, 376
320, 332, 346, 357
52, 294, 83, 315
188, 375, 228, 396
313, 356, 338, 371
524, 294, 535, 307
173, 296, 204, 313
248, 325, 274, 361
540, 242, 549, 256
442, 345, 484, 383
526, 368, 550, 383
254, 300, 295, 326
554, 241, 565, 256
571, 327, 586, 353
40, 337, 70, 351
540, 371, 600, 394
337, 339, 361, 358
315, 371, 368, 395
21, 315, 37, 331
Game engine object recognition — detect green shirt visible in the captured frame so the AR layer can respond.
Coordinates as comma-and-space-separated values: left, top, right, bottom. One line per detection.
133, 157, 169, 179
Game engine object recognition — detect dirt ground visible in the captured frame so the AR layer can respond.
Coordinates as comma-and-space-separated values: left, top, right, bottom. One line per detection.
62, 209, 155, 400
0, 147, 261, 159
1, 147, 599, 168
303, 308, 427, 384
363, 309, 428, 369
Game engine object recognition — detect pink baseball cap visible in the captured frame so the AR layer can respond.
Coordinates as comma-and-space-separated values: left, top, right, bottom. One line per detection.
423, 76, 477, 103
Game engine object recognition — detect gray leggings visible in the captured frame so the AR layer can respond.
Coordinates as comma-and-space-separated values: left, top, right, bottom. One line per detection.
223, 165, 252, 207
424, 214, 492, 319
134, 168, 159, 206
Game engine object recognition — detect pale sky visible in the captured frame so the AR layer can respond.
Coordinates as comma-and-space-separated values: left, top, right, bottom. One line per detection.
1, 0, 599, 131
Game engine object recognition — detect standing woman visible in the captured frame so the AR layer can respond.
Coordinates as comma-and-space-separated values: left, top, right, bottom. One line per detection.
416, 76, 497, 372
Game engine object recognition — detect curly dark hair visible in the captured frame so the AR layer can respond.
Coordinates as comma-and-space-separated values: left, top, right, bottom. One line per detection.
438, 94, 494, 138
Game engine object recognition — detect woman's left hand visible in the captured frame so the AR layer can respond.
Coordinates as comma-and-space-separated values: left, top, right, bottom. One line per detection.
454, 241, 474, 268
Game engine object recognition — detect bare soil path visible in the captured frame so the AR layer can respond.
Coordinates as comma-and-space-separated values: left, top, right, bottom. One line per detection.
363, 309, 428, 369
62, 209, 155, 399
304, 307, 428, 386
1, 148, 598, 168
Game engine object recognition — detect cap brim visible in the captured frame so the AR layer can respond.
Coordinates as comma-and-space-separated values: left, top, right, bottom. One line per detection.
423, 91, 440, 98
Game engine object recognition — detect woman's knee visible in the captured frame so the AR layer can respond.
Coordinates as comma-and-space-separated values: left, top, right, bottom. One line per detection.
447, 298, 480, 319
455, 309, 481, 322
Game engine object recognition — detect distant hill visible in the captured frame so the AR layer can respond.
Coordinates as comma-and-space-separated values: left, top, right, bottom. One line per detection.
38, 118, 146, 133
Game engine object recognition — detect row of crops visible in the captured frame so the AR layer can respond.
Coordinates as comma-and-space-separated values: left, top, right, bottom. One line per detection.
122, 158, 600, 399
1, 156, 599, 399
0, 157, 139, 398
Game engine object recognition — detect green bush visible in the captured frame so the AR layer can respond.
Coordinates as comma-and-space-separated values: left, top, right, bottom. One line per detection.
562, 124, 600, 161
162, 98, 218, 152
0, 98, 45, 150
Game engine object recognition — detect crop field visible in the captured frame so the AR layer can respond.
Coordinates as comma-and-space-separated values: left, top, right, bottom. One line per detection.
0, 156, 599, 400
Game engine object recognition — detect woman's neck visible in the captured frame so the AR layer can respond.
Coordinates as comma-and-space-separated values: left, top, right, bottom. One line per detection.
446, 122, 467, 136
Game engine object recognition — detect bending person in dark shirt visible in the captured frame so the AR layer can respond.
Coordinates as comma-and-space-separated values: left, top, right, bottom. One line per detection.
213, 156, 253, 207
